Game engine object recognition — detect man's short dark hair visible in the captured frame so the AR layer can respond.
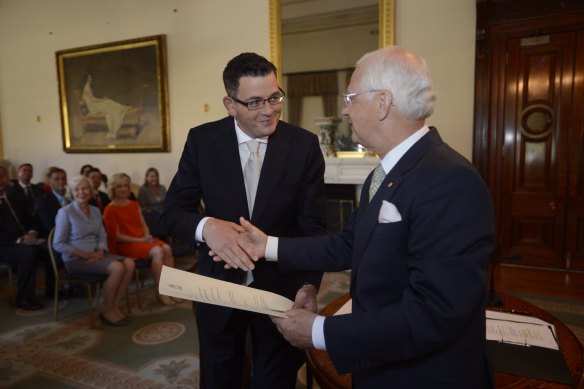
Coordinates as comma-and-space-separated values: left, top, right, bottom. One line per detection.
18, 163, 32, 171
46, 167, 66, 179
223, 52, 277, 98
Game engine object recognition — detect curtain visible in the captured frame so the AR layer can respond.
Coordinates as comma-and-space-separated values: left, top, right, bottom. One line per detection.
286, 71, 338, 126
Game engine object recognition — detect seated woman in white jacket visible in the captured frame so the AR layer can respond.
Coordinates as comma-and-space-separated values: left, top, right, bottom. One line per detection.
53, 175, 135, 326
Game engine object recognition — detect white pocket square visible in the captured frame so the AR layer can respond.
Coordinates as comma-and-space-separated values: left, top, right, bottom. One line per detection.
378, 200, 402, 223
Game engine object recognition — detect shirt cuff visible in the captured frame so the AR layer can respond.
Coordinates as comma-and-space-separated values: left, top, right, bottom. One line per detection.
312, 315, 327, 350
195, 216, 211, 242
265, 236, 279, 261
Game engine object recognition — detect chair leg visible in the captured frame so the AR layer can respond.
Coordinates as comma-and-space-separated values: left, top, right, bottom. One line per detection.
54, 281, 61, 321
87, 283, 96, 328
6, 268, 15, 307
135, 271, 143, 309
125, 288, 132, 315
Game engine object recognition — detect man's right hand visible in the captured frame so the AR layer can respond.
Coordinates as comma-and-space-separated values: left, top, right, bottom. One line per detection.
238, 217, 268, 259
203, 218, 256, 271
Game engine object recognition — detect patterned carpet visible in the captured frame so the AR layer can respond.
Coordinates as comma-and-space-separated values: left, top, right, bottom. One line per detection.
0, 268, 350, 389
0, 269, 582, 389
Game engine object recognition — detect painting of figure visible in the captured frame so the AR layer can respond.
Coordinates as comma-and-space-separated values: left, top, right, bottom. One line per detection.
56, 35, 169, 153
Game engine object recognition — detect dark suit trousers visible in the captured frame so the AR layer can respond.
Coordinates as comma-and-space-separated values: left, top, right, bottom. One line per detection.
196, 305, 304, 389
0, 244, 41, 302
37, 242, 58, 297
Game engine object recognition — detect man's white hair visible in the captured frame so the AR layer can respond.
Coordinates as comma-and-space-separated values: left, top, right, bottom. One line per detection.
357, 46, 436, 121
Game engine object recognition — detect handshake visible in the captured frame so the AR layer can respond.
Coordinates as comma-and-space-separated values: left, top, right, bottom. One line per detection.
203, 216, 268, 272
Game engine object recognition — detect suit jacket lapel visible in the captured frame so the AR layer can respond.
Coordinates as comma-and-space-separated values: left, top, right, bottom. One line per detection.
352, 127, 443, 262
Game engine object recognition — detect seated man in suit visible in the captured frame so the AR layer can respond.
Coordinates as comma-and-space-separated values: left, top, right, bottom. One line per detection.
35, 167, 68, 239
88, 167, 110, 212
34, 167, 68, 298
8, 163, 46, 214
224, 47, 496, 389
0, 165, 44, 310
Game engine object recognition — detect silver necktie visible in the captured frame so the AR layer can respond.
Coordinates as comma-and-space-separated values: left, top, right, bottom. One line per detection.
243, 140, 261, 216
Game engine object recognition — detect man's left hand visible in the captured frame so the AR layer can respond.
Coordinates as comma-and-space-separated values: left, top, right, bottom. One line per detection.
271, 309, 316, 349
293, 284, 318, 312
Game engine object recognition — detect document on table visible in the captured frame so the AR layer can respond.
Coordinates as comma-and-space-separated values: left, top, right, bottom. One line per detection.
486, 310, 559, 350
158, 265, 294, 317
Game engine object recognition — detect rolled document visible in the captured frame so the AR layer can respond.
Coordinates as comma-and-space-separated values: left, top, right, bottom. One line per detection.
158, 265, 293, 317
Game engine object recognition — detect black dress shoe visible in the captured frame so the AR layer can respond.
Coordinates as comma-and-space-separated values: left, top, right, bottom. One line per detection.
16, 300, 44, 311
99, 314, 127, 327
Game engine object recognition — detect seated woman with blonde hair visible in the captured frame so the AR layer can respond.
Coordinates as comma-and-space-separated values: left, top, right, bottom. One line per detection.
53, 175, 135, 326
103, 173, 175, 306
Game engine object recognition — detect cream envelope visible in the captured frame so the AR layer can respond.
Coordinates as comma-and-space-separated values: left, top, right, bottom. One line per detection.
378, 200, 402, 223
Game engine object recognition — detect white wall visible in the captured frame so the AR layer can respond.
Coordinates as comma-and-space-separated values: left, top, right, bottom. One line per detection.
0, 0, 476, 188
0, 0, 269, 186
395, 0, 476, 158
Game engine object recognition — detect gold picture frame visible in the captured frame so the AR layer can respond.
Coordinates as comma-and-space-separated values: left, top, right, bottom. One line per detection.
56, 35, 170, 153
269, 0, 394, 157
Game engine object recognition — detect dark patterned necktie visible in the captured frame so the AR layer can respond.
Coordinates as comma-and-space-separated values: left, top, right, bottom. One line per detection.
25, 186, 33, 201
369, 164, 386, 200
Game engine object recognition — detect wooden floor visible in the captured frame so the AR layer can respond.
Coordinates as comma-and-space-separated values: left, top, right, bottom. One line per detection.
494, 264, 584, 301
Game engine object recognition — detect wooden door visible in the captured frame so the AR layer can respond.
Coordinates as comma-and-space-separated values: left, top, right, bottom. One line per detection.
474, 2, 584, 270
499, 32, 577, 268
565, 31, 584, 269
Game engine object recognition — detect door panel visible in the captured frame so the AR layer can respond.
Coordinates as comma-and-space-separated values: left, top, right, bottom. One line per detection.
500, 33, 575, 267
566, 31, 584, 270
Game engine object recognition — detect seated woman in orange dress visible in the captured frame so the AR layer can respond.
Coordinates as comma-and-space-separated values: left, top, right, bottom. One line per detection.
103, 173, 175, 306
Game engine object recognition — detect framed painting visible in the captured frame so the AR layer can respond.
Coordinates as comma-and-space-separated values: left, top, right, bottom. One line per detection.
56, 35, 170, 153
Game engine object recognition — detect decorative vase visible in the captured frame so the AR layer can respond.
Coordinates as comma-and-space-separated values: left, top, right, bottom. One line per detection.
315, 117, 342, 157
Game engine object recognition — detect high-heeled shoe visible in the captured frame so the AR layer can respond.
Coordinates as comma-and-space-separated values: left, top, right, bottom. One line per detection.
100, 314, 127, 327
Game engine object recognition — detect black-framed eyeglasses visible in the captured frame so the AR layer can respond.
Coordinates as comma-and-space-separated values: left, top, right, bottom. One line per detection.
343, 90, 391, 106
230, 88, 286, 111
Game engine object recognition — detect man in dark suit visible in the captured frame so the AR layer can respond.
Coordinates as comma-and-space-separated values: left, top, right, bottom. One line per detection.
8, 163, 46, 213
88, 167, 110, 212
161, 52, 326, 388
230, 47, 496, 388
34, 167, 68, 239
34, 167, 68, 298
0, 165, 44, 310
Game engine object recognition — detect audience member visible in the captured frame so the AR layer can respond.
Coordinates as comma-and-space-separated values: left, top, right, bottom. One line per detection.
137, 167, 166, 213
161, 52, 326, 388
0, 165, 44, 310
80, 164, 93, 177
103, 173, 175, 306
34, 166, 68, 298
53, 175, 134, 326
7, 163, 46, 213
88, 167, 111, 212
34, 167, 69, 239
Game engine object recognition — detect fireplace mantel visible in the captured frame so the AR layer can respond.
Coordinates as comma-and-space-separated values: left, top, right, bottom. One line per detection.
324, 157, 378, 185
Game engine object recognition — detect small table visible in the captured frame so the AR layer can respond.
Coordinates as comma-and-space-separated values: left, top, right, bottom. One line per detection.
306, 292, 584, 388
